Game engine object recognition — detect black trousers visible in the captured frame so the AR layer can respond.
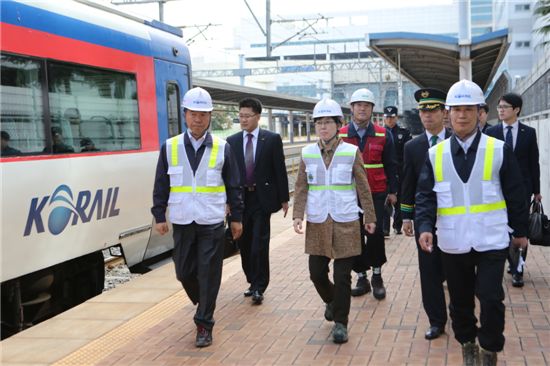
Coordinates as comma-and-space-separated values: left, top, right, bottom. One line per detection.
239, 191, 271, 293
441, 248, 507, 352
383, 189, 403, 233
309, 255, 354, 326
353, 192, 387, 273
415, 229, 447, 328
172, 222, 225, 330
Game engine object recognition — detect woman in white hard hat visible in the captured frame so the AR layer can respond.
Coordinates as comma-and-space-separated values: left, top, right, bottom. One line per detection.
292, 98, 376, 344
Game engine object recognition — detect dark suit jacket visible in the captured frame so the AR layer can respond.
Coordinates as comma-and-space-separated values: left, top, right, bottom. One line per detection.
400, 130, 452, 221
227, 129, 290, 214
485, 122, 540, 197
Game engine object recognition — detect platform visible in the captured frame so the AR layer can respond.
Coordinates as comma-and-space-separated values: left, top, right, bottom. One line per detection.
1, 210, 549, 366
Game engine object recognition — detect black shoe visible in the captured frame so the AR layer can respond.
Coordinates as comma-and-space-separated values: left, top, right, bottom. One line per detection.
351, 276, 371, 297
195, 326, 212, 347
324, 302, 334, 322
252, 290, 264, 305
462, 341, 479, 366
383, 231, 390, 237
394, 229, 402, 235
243, 288, 253, 297
332, 322, 348, 344
424, 326, 444, 340
512, 273, 524, 288
371, 274, 386, 300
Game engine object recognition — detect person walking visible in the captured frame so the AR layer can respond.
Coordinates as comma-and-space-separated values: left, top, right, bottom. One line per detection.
401, 88, 450, 340
485, 92, 542, 288
151, 87, 244, 348
382, 105, 411, 236
293, 98, 376, 344
415, 80, 529, 366
227, 97, 289, 305
339, 88, 398, 299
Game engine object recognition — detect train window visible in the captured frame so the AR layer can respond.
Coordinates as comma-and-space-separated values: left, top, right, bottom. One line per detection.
1, 54, 46, 156
166, 82, 181, 137
48, 63, 141, 153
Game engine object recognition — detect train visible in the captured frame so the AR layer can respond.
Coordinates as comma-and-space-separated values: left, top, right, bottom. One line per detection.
1, 0, 193, 337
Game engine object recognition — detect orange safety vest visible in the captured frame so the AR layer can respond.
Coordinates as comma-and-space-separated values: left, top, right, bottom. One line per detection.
339, 123, 387, 193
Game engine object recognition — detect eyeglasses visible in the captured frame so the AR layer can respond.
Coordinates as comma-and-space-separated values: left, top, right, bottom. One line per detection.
496, 105, 513, 110
238, 113, 258, 119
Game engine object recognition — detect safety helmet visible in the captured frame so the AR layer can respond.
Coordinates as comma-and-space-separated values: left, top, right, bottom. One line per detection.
350, 88, 376, 105
445, 80, 485, 106
183, 87, 213, 112
312, 98, 343, 119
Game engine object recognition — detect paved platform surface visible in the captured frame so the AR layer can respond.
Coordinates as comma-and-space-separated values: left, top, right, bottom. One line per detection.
2, 210, 549, 365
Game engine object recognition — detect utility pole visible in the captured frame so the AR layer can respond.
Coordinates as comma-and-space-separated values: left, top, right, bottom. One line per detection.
266, 0, 271, 57
458, 0, 472, 80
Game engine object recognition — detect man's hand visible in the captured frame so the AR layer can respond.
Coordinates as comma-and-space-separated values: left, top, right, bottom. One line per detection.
386, 193, 397, 205
418, 232, 433, 253
282, 202, 289, 218
231, 221, 243, 240
364, 222, 376, 234
511, 236, 528, 250
403, 221, 414, 237
155, 222, 169, 235
293, 218, 304, 234
534, 193, 543, 203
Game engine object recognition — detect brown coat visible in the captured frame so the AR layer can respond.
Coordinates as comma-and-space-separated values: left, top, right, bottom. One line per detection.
293, 138, 376, 259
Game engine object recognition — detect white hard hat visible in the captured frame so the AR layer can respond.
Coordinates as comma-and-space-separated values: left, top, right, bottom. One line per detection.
312, 98, 343, 119
183, 87, 213, 112
446, 80, 485, 106
350, 88, 376, 105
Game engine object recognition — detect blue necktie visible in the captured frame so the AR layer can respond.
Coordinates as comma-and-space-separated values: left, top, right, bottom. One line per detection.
505, 126, 513, 149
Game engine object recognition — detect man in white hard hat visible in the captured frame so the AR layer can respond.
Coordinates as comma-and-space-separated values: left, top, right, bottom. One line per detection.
339, 88, 398, 300
293, 98, 376, 344
151, 87, 244, 348
415, 80, 528, 366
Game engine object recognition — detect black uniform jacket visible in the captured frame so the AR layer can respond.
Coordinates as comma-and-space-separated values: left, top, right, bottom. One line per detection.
485, 122, 541, 197
151, 132, 244, 223
386, 124, 412, 174
400, 130, 452, 221
414, 131, 529, 238
226, 128, 290, 214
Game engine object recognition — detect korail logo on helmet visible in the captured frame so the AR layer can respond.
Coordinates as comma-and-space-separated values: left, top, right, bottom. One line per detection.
455, 94, 472, 98
24, 184, 120, 236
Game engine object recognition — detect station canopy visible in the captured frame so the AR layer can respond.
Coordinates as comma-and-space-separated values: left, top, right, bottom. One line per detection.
368, 29, 509, 92
194, 78, 351, 114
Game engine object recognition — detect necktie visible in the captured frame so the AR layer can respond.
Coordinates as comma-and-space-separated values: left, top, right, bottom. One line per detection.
430, 135, 438, 147
245, 133, 255, 186
505, 126, 513, 149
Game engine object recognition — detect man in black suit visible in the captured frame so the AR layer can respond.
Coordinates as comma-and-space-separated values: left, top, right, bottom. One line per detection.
479, 104, 490, 133
485, 92, 542, 288
383, 106, 411, 236
401, 88, 450, 341
227, 98, 290, 305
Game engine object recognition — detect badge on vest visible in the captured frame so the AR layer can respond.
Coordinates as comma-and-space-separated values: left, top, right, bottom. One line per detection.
398, 134, 403, 139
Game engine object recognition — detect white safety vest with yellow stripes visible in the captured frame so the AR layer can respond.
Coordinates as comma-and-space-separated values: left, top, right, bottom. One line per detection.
302, 142, 360, 223
428, 134, 510, 254
166, 134, 227, 225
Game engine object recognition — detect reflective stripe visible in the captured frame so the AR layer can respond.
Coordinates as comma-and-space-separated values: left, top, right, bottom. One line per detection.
364, 163, 384, 169
309, 184, 355, 191
303, 153, 321, 158
434, 142, 444, 182
400, 203, 414, 212
170, 186, 226, 193
438, 200, 506, 216
209, 137, 220, 168
335, 151, 355, 156
338, 133, 348, 137
483, 137, 495, 181
375, 132, 385, 137
171, 136, 179, 166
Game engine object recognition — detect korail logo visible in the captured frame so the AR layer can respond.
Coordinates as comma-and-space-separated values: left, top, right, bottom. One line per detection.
24, 184, 120, 236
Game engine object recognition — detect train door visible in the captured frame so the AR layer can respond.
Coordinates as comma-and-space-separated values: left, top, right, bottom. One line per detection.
141, 59, 189, 262
153, 59, 189, 145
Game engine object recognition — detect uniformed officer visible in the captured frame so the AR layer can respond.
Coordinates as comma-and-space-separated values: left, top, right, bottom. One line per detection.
415, 80, 528, 366
151, 87, 244, 348
339, 88, 398, 299
382, 106, 411, 236
401, 88, 450, 341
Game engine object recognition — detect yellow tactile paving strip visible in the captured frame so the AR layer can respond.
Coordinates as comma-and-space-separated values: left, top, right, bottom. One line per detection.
52, 221, 296, 366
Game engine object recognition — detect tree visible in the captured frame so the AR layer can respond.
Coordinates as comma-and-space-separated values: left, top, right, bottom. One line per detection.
534, 0, 550, 46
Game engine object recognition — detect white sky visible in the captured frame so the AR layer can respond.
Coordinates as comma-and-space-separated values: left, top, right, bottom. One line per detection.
93, 0, 453, 59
